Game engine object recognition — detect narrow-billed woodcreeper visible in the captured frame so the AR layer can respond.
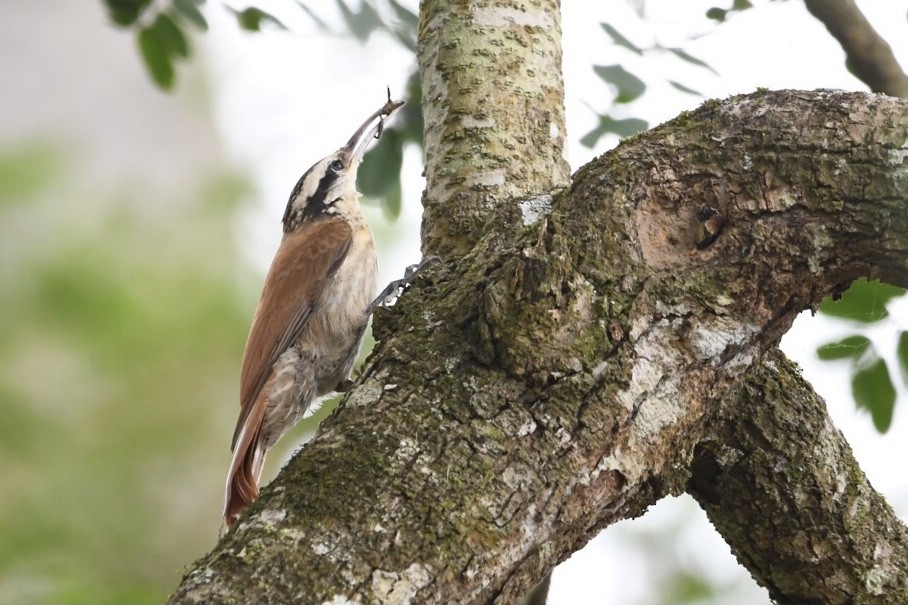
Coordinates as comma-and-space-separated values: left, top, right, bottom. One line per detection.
224, 98, 404, 528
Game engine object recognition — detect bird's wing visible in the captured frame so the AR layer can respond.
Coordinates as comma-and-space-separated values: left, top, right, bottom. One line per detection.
231, 217, 353, 449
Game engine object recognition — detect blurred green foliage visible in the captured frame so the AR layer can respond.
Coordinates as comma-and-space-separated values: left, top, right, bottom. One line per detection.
609, 498, 751, 604
359, 72, 423, 220
817, 279, 907, 433
0, 140, 254, 603
102, 0, 291, 90
227, 6, 287, 32
706, 0, 755, 23
101, 0, 423, 223
819, 279, 905, 323
581, 21, 722, 147
102, 0, 209, 89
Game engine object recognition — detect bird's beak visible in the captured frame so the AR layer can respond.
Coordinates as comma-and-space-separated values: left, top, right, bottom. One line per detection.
341, 98, 405, 168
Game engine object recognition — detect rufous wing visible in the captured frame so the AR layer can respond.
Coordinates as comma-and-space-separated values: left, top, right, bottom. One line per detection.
224, 217, 353, 527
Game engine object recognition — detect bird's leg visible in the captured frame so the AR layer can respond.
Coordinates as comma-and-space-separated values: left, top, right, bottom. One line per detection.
368, 256, 441, 312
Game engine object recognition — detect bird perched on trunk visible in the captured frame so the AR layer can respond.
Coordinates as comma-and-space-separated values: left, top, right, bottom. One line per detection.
224, 97, 405, 528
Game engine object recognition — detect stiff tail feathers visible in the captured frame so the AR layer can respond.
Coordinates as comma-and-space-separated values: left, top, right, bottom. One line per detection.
223, 402, 268, 529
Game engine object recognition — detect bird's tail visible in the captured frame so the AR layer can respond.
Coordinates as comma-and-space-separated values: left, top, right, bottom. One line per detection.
224, 406, 267, 529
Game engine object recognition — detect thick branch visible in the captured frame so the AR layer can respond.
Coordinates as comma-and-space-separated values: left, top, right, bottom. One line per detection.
166, 90, 908, 605
805, 0, 908, 98
689, 349, 908, 604
418, 0, 571, 258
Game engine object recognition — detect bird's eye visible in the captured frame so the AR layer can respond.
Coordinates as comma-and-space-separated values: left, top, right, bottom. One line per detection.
329, 159, 344, 173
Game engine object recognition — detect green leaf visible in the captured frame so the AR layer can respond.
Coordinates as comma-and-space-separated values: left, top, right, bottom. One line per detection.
399, 71, 424, 145
667, 80, 702, 96
336, 0, 382, 42
138, 24, 175, 90
706, 7, 727, 22
359, 129, 403, 198
666, 47, 719, 75
580, 115, 649, 148
852, 358, 896, 433
816, 335, 871, 361
295, 1, 331, 30
154, 13, 190, 58
104, 0, 152, 26
580, 123, 608, 148
593, 64, 646, 103
381, 179, 402, 220
664, 571, 715, 603
602, 116, 648, 137
232, 7, 287, 31
172, 0, 208, 31
600, 22, 643, 55
897, 331, 908, 386
819, 278, 905, 323
388, 0, 418, 30
707, 0, 752, 22
360, 128, 404, 220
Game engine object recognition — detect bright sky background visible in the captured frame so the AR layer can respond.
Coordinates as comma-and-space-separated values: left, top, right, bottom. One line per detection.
202, 2, 908, 602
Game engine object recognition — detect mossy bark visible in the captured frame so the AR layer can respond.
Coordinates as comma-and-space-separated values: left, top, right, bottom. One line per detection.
166, 89, 908, 605
691, 349, 908, 604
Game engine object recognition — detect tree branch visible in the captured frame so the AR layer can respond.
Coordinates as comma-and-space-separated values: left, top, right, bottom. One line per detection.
805, 0, 908, 98
165, 89, 908, 605
689, 349, 908, 604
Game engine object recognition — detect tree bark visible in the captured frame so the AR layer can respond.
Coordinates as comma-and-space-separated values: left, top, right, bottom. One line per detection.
805, 0, 908, 98
165, 88, 908, 604
690, 349, 908, 604
418, 0, 571, 258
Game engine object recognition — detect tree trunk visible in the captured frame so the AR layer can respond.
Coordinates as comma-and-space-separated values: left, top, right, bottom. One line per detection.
418, 0, 571, 258
165, 1, 908, 602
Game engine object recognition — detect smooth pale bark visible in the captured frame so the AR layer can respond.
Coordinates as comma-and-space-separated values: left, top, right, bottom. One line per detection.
166, 89, 908, 605
418, 0, 571, 259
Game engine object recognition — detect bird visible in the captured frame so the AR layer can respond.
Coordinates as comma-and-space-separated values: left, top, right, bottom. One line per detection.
224, 97, 405, 528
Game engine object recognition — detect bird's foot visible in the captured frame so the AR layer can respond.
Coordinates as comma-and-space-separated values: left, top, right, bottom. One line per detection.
368, 256, 441, 312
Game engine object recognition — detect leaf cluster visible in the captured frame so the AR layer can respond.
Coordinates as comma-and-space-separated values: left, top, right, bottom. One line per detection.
817, 279, 908, 433
309, 1, 422, 219
582, 20, 719, 147
102, 0, 289, 90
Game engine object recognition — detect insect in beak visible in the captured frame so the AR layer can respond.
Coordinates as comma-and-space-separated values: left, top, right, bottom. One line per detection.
340, 95, 405, 169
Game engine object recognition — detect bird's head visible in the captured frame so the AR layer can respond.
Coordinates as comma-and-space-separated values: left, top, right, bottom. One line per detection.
282, 98, 405, 232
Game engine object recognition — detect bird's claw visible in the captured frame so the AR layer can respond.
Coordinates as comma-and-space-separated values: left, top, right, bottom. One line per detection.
368, 256, 441, 313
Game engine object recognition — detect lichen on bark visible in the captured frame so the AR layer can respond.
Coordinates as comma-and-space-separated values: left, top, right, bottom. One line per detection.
690, 350, 908, 604
418, 0, 571, 259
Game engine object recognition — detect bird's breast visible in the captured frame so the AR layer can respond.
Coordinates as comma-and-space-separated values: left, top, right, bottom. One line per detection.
310, 223, 377, 342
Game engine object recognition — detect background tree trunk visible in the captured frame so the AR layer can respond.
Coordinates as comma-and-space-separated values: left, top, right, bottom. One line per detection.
805, 0, 908, 97
166, 85, 908, 604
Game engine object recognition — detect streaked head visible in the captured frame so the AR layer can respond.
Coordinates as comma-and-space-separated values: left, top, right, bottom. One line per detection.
282, 99, 405, 231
